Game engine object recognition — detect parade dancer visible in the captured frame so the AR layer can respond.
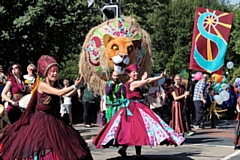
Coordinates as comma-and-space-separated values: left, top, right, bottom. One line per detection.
105, 71, 126, 122
93, 64, 184, 160
0, 55, 93, 160
1, 64, 27, 123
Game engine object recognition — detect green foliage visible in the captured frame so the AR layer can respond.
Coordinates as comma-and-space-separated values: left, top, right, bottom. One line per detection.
120, 0, 164, 33
224, 5, 240, 82
0, 0, 102, 76
150, 0, 236, 78
58, 53, 80, 81
0, 0, 239, 83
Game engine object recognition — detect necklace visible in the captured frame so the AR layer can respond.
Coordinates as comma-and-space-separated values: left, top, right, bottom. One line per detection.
15, 78, 26, 92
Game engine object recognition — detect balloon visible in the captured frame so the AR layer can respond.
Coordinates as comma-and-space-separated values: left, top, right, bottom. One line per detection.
193, 72, 202, 81
219, 90, 230, 101
158, 77, 166, 86
221, 83, 227, 89
226, 61, 234, 69
211, 74, 222, 83
222, 75, 227, 83
213, 83, 219, 90
213, 95, 220, 101
213, 83, 222, 93
217, 99, 223, 105
217, 83, 227, 92
214, 95, 223, 105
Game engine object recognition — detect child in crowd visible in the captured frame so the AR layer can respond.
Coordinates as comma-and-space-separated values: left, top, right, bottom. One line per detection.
97, 94, 106, 127
206, 87, 216, 128
147, 80, 166, 117
60, 79, 74, 125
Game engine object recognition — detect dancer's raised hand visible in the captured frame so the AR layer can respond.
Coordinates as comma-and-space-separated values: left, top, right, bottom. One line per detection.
161, 69, 167, 77
141, 72, 148, 80
79, 75, 85, 84
74, 78, 81, 87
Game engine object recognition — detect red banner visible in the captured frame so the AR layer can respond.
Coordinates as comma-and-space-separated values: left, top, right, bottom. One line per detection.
189, 7, 234, 74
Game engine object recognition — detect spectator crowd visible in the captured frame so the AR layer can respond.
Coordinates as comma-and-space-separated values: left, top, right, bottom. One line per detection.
0, 62, 238, 130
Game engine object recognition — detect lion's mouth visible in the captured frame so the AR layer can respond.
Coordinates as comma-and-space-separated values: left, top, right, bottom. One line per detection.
112, 55, 130, 74
113, 63, 126, 74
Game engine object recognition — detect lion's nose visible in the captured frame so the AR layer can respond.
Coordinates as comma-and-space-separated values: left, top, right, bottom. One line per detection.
119, 54, 128, 59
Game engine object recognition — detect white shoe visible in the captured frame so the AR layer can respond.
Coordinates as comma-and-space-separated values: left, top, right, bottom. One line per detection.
187, 131, 195, 136
193, 125, 200, 129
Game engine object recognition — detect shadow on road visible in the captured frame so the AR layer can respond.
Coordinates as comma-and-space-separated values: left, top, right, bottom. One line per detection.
217, 126, 234, 129
185, 137, 222, 144
106, 152, 200, 160
192, 131, 223, 135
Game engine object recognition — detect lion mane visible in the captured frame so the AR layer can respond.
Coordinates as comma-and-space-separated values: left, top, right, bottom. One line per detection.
79, 16, 153, 95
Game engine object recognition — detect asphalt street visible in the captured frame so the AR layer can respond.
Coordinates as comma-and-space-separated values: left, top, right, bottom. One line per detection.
0, 119, 238, 160
74, 119, 240, 160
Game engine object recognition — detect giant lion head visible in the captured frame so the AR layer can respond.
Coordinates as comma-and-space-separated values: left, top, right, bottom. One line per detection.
79, 16, 153, 95
103, 34, 142, 74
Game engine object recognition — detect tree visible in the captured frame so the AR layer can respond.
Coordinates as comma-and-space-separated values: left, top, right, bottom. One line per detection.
0, 0, 102, 77
1, 0, 239, 82
58, 52, 80, 81
228, 5, 240, 83
150, 0, 235, 77
119, 0, 168, 74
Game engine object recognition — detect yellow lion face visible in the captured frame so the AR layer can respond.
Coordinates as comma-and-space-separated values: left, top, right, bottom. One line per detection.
103, 34, 141, 74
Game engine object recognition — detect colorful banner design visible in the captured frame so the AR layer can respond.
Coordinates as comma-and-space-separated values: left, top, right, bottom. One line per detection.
189, 7, 234, 74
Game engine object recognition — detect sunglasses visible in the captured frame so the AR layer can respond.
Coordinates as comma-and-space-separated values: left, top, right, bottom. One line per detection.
12, 66, 19, 70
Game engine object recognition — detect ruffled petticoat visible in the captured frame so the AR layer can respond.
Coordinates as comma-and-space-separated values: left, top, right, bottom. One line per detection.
93, 101, 184, 148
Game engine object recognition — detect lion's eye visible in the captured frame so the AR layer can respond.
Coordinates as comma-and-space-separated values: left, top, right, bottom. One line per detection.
128, 46, 133, 53
112, 45, 119, 51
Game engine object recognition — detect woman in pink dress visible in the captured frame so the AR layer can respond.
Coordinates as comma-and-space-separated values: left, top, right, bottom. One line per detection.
93, 64, 184, 160
1, 64, 27, 123
0, 55, 93, 160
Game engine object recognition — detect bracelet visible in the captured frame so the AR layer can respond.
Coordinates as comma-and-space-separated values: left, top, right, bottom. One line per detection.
72, 84, 77, 90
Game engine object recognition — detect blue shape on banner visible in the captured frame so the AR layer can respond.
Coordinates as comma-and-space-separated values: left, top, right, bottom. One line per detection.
194, 12, 227, 72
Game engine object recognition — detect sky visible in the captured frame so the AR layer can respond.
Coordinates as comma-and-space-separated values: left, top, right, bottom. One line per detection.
230, 0, 240, 4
